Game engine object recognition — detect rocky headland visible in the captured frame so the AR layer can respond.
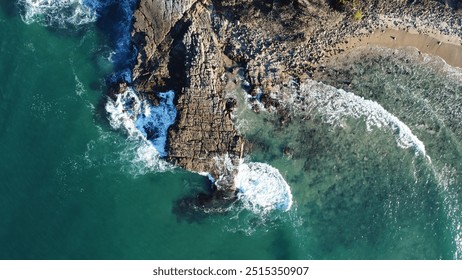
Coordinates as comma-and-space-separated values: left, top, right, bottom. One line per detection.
112, 0, 462, 197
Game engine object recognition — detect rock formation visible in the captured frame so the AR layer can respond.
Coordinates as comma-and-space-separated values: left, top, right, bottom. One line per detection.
124, 0, 462, 194
131, 0, 246, 192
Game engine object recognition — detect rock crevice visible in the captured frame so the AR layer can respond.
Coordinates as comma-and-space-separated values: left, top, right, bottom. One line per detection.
132, 0, 245, 191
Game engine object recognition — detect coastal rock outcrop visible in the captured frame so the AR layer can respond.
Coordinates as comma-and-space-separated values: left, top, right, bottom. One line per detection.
124, 0, 462, 194
131, 0, 245, 191
131, 0, 197, 83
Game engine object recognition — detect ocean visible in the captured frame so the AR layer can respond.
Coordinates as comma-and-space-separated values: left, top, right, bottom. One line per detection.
0, 1, 460, 259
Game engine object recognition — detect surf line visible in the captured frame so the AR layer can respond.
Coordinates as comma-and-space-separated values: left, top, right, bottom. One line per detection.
296, 79, 431, 162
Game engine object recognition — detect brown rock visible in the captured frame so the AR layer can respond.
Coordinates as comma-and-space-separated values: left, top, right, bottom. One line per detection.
128, 0, 462, 194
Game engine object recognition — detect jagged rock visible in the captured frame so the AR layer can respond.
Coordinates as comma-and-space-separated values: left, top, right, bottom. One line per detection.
132, 0, 245, 191
129, 0, 462, 194
131, 0, 198, 84
165, 7, 245, 185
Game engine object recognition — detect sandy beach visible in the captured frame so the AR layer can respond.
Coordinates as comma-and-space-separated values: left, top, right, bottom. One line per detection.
335, 28, 462, 68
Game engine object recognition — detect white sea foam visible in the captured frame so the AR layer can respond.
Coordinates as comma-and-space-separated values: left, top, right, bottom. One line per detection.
296, 80, 429, 158
235, 162, 293, 214
105, 87, 176, 172
18, 0, 98, 27
18, 0, 138, 82
212, 154, 239, 190
73, 73, 85, 96
120, 138, 173, 175
134, 90, 177, 157
18, 0, 136, 27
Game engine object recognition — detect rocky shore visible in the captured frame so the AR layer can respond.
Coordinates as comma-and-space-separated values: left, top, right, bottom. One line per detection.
114, 0, 462, 195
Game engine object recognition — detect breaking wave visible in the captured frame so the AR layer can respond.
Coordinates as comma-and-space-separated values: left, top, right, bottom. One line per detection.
235, 162, 293, 214
296, 80, 429, 159
18, 0, 98, 27
105, 87, 177, 171
18, 0, 137, 82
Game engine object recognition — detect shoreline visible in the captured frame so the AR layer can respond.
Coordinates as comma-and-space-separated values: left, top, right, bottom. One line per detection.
333, 28, 462, 68
127, 0, 462, 193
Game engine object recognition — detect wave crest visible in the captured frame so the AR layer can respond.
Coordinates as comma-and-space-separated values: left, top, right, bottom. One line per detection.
236, 162, 293, 214
296, 80, 428, 158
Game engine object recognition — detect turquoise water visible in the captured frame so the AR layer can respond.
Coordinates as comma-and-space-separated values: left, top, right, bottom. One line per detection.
0, 1, 299, 260
1, 2, 461, 259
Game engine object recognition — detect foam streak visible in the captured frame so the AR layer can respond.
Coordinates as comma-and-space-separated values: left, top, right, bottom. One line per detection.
297, 80, 429, 158
18, 0, 98, 27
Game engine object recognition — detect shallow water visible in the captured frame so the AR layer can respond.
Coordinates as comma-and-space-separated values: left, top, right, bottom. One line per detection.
0, 2, 461, 259
235, 46, 462, 259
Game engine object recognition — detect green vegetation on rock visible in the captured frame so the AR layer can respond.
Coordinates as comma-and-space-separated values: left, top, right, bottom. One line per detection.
333, 0, 364, 21
353, 10, 363, 21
